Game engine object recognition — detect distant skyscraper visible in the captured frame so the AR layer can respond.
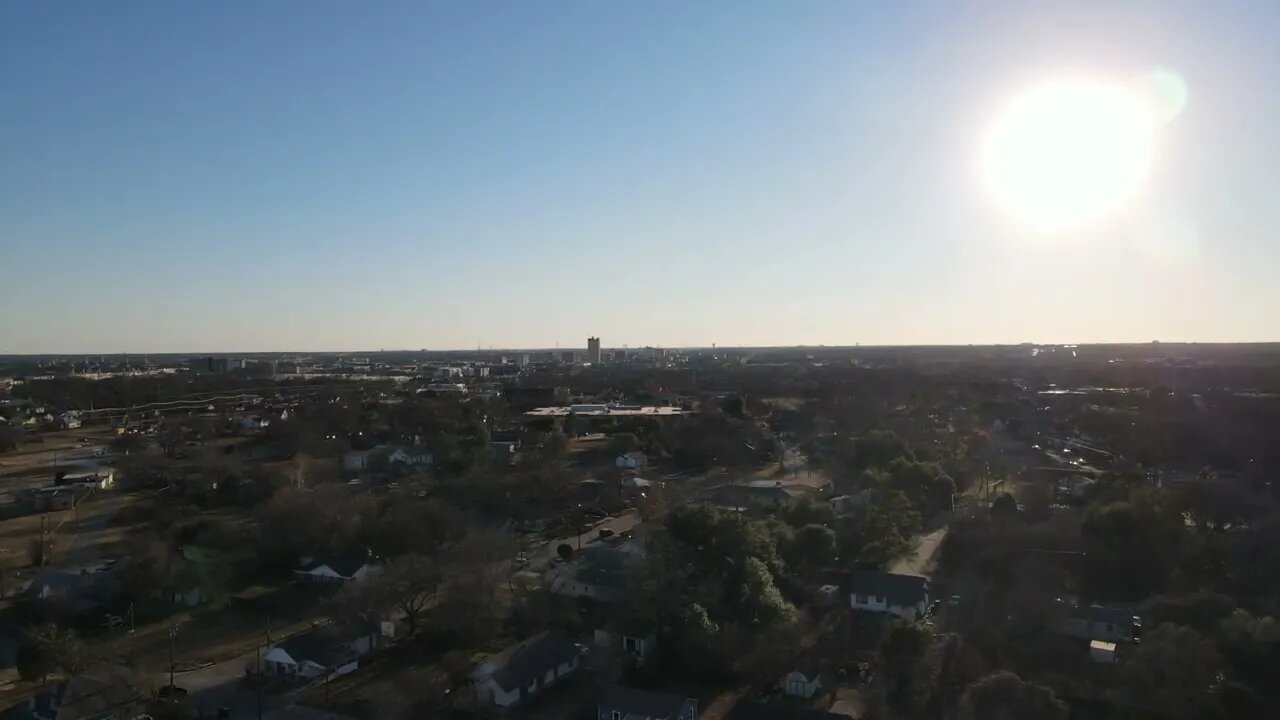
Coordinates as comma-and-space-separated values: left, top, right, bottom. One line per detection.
587, 336, 602, 364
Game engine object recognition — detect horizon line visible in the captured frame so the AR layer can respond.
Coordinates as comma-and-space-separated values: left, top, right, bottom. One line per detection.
4, 339, 1280, 358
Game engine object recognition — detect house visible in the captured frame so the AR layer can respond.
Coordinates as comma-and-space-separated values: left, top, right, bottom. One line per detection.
597, 685, 698, 720
828, 489, 875, 518
616, 451, 648, 469
1090, 640, 1118, 664
262, 626, 377, 680
490, 440, 520, 460
576, 478, 609, 507
780, 658, 823, 699
716, 482, 804, 511
25, 665, 146, 720
342, 449, 380, 472
593, 622, 658, 662
387, 446, 433, 468
470, 630, 581, 708
621, 476, 654, 501
489, 430, 521, 459
57, 468, 114, 490
295, 552, 374, 583
726, 701, 847, 720
240, 415, 271, 432
32, 486, 81, 512
24, 566, 119, 613
1057, 602, 1142, 643
849, 570, 929, 620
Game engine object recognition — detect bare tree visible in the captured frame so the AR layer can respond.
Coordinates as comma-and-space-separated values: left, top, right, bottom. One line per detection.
382, 555, 443, 636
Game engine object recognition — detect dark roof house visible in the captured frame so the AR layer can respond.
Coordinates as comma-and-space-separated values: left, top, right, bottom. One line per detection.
850, 570, 928, 606
24, 567, 120, 613
274, 632, 351, 669
472, 630, 580, 696
727, 701, 846, 720
51, 665, 146, 720
598, 685, 698, 720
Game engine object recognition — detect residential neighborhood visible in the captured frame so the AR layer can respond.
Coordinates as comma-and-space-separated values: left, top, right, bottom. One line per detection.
3, 341, 1278, 720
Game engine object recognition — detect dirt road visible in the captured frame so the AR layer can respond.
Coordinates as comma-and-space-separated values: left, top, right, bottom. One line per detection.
890, 525, 948, 577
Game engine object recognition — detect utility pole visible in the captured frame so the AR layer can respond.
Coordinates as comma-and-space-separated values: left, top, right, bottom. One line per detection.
39, 515, 49, 570
168, 624, 180, 690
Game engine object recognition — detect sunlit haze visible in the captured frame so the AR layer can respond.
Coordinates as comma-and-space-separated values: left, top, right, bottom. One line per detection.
2, 0, 1278, 353
982, 78, 1160, 232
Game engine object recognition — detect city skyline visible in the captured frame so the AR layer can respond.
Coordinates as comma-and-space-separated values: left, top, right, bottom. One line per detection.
4, 1, 1280, 353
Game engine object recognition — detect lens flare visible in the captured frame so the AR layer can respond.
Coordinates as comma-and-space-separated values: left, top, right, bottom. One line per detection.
982, 78, 1162, 232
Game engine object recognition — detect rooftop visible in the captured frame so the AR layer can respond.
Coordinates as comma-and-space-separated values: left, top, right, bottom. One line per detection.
297, 551, 371, 578
599, 685, 695, 718
850, 570, 928, 606
727, 700, 848, 720
479, 630, 579, 692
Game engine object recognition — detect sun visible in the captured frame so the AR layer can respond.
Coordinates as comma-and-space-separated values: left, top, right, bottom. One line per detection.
982, 79, 1157, 231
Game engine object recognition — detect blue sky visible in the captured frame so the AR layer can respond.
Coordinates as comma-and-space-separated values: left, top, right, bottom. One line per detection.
2, 1, 1277, 353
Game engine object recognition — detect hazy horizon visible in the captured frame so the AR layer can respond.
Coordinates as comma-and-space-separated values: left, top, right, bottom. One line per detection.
6, 339, 1280, 360
4, 1, 1279, 354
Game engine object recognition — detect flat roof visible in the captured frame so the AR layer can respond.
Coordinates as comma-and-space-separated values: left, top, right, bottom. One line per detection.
524, 405, 686, 417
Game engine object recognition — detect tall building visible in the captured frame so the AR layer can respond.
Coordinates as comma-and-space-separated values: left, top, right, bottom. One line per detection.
587, 336, 602, 364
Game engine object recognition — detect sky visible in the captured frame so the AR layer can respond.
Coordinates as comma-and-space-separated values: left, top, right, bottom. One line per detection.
2, 0, 1278, 353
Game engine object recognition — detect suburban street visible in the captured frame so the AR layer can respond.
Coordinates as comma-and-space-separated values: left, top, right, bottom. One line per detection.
526, 508, 642, 569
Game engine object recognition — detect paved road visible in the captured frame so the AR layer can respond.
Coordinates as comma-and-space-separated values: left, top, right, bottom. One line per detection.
163, 644, 311, 719
526, 509, 641, 569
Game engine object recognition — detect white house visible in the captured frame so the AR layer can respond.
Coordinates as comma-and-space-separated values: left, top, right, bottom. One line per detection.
60, 468, 115, 490
616, 451, 648, 469
294, 553, 374, 583
849, 570, 929, 620
239, 416, 271, 432
261, 628, 376, 680
780, 660, 823, 699
471, 631, 580, 708
387, 447, 433, 468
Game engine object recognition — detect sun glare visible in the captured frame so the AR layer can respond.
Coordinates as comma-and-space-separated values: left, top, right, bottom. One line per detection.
982, 79, 1158, 232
